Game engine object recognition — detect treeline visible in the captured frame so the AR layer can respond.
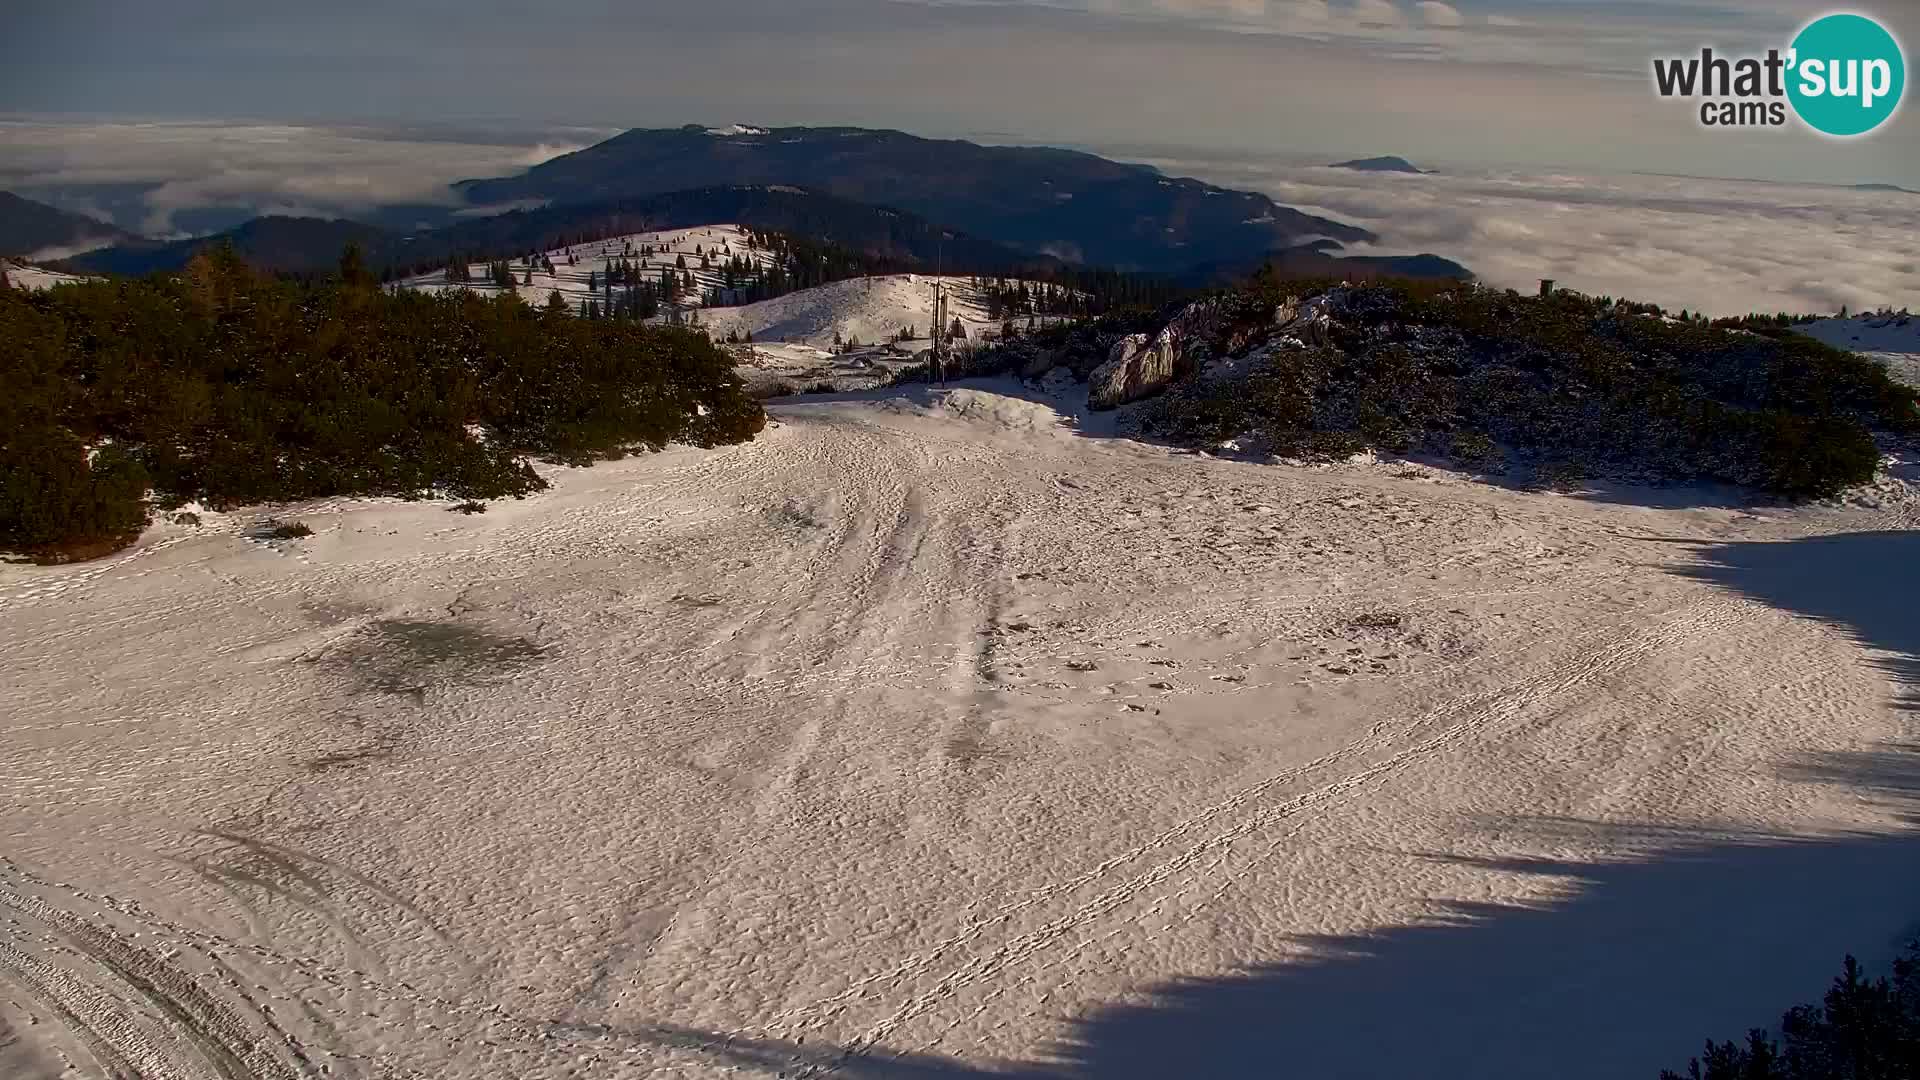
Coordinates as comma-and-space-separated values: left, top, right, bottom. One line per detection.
0, 245, 764, 560
1662, 944, 1920, 1079
972, 271, 1187, 320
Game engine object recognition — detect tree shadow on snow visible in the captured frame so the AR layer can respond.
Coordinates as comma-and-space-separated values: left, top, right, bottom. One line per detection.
1674, 530, 1920, 711
635, 531, 1920, 1079
637, 806, 1920, 1080
772, 378, 1899, 512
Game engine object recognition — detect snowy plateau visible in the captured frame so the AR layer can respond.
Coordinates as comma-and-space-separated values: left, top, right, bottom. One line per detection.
3, 259, 1920, 1079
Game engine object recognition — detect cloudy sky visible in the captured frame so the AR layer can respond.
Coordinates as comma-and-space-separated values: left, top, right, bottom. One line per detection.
3, 0, 1914, 183
2, 1, 1916, 313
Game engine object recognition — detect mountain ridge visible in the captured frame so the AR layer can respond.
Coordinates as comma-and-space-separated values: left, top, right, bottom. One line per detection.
450, 125, 1377, 272
65, 187, 1044, 279
0, 191, 139, 259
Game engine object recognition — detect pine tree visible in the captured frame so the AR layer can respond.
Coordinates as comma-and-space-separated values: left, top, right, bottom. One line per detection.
335, 244, 373, 289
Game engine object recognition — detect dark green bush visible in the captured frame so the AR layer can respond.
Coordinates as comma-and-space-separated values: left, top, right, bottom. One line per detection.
0, 432, 150, 555
1145, 282, 1914, 498
0, 246, 765, 557
1662, 945, 1920, 1079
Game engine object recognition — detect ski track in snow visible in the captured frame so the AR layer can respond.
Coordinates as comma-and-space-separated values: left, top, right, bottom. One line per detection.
2, 381, 1915, 1079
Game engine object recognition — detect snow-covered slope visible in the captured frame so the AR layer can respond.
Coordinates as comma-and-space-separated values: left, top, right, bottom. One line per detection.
1799, 311, 1920, 355
399, 224, 774, 310
2, 259, 94, 291
697, 273, 1012, 348
1799, 312, 1920, 389
4, 380, 1919, 1079
398, 224, 1055, 344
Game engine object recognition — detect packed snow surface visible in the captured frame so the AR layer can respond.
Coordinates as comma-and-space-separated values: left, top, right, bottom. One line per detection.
4, 381, 1919, 1079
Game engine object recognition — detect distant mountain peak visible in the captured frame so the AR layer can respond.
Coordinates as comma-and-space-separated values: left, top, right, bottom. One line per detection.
451, 124, 1377, 273
1331, 156, 1426, 174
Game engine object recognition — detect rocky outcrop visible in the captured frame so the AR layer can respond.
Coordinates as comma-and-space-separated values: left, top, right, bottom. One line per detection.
1087, 334, 1171, 410
1272, 291, 1342, 348
1087, 292, 1346, 410
1087, 297, 1235, 410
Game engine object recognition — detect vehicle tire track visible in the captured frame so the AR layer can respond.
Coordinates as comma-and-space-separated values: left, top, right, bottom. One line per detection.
774, 597, 1747, 1073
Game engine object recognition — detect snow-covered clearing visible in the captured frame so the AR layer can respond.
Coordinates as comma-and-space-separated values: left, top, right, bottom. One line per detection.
3, 380, 1918, 1078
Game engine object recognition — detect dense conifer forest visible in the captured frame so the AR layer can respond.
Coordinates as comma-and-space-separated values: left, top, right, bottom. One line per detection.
0, 245, 764, 561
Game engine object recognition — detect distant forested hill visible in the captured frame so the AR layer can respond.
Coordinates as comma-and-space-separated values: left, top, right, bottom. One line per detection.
449, 125, 1376, 272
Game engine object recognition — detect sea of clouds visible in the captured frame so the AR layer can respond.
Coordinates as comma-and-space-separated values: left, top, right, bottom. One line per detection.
1145, 150, 1919, 317
0, 118, 612, 238
6, 118, 1914, 317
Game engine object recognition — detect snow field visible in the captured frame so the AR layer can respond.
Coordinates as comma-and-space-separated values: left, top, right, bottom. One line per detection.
3, 379, 1918, 1078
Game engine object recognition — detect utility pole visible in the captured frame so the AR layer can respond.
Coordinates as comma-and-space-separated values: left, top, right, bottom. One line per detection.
932, 236, 948, 387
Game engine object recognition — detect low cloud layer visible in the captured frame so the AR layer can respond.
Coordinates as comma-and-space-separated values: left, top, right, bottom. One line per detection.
6, 116, 1915, 318
1147, 152, 1920, 317
0, 119, 609, 235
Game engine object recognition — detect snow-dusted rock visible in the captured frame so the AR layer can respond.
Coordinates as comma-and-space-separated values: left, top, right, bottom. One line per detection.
1274, 292, 1340, 348
1087, 295, 1268, 410
1088, 333, 1175, 410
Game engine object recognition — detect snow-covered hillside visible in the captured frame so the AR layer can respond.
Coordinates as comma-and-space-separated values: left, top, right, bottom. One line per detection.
398, 224, 1061, 343
1800, 310, 1920, 355
1800, 311, 1920, 389
399, 224, 775, 310
697, 272, 1016, 348
399, 225, 1068, 394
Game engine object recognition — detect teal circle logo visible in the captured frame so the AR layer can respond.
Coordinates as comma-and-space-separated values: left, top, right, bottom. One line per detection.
1788, 13, 1906, 137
